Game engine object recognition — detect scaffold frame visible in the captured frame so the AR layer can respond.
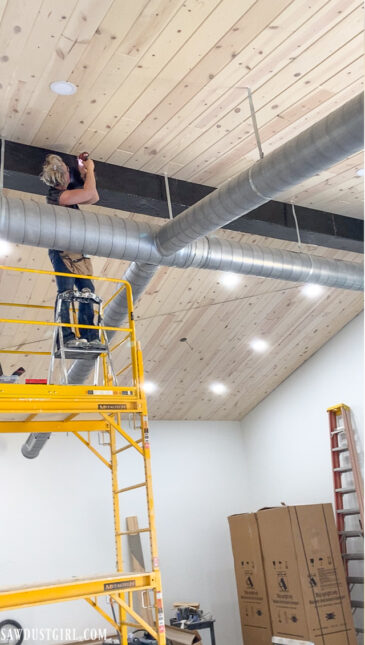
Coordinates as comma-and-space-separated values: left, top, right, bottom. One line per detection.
0, 265, 166, 645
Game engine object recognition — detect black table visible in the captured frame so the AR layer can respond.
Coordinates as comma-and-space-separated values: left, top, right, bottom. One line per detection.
170, 618, 216, 645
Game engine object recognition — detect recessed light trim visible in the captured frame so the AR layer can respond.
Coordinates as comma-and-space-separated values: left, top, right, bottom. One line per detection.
301, 283, 324, 298
250, 338, 269, 353
210, 382, 227, 395
50, 80, 77, 96
143, 381, 157, 394
356, 168, 364, 177
220, 272, 241, 288
0, 240, 11, 256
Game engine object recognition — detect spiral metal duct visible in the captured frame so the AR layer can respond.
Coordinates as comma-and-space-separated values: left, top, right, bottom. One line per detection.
18, 93, 364, 457
156, 93, 364, 256
0, 195, 362, 290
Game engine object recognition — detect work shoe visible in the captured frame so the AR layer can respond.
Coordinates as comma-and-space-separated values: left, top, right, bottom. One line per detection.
64, 338, 88, 348
87, 339, 105, 349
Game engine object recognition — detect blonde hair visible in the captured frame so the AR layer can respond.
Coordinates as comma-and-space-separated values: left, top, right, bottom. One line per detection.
40, 154, 67, 187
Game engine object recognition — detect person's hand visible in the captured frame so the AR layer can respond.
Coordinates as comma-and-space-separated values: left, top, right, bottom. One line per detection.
83, 158, 95, 172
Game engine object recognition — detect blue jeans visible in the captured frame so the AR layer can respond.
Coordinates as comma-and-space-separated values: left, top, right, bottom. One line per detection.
48, 250, 98, 343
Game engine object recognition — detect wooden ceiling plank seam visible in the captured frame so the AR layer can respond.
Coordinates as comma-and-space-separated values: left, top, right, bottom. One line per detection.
0, 0, 45, 133
185, 299, 363, 420
64, 0, 223, 157
3, 0, 81, 140
234, 307, 362, 420
153, 40, 362, 187
190, 64, 363, 187
32, 0, 153, 149
171, 11, 363, 178
126, 0, 345, 172
89, 0, 249, 160
136, 0, 359, 175
206, 76, 364, 191
114, 0, 295, 164
285, 159, 364, 204
7, 0, 115, 145
64, 0, 190, 154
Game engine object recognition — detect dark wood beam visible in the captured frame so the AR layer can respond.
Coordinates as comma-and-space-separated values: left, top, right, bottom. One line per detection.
2, 139, 363, 253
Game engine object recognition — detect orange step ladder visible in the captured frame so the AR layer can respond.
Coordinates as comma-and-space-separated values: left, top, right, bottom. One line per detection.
327, 404, 364, 638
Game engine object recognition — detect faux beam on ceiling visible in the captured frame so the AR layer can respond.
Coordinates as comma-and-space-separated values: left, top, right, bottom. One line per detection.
2, 140, 363, 254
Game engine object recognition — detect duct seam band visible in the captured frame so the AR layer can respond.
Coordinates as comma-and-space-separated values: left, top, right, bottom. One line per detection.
248, 164, 270, 200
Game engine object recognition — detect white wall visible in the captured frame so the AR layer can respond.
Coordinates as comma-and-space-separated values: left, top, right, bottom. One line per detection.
239, 312, 364, 637
240, 312, 363, 510
1, 314, 362, 645
0, 420, 247, 645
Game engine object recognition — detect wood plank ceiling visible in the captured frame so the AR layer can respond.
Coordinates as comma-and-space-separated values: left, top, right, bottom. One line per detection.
0, 0, 363, 216
0, 1, 363, 421
1, 191, 363, 421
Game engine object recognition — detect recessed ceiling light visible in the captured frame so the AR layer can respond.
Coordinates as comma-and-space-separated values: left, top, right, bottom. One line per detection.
356, 168, 364, 177
210, 382, 227, 395
143, 381, 157, 394
220, 272, 241, 288
0, 240, 11, 255
301, 283, 324, 298
50, 80, 77, 96
250, 338, 269, 353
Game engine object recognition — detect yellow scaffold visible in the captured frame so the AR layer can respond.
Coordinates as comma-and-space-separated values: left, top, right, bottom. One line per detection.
0, 265, 166, 645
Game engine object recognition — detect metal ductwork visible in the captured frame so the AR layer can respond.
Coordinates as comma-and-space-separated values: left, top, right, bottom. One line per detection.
155, 93, 364, 256
16, 93, 364, 457
21, 261, 158, 458
0, 195, 362, 290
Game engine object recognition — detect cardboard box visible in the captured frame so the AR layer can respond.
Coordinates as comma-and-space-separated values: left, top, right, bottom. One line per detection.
228, 513, 273, 644
257, 504, 357, 645
165, 624, 202, 645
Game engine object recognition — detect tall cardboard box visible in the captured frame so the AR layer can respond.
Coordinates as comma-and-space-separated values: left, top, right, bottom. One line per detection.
257, 504, 357, 645
228, 513, 273, 645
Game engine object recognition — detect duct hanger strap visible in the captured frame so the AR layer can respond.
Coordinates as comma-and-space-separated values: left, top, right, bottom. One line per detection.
155, 93, 364, 258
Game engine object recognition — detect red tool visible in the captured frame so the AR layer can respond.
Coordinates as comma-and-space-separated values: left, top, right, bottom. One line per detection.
78, 151, 89, 161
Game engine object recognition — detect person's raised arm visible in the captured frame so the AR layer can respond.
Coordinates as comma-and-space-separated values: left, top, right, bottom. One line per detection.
59, 158, 99, 206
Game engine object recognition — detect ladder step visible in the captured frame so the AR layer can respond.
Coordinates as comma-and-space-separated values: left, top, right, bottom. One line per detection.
116, 482, 146, 494
337, 508, 360, 515
118, 527, 150, 536
342, 553, 364, 561
333, 466, 352, 473
332, 446, 348, 452
55, 348, 106, 360
351, 600, 364, 609
339, 530, 364, 537
347, 577, 364, 584
335, 487, 356, 494
331, 427, 345, 435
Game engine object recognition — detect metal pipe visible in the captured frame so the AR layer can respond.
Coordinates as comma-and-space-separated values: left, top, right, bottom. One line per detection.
19, 94, 364, 457
155, 93, 364, 256
0, 194, 362, 290
21, 261, 158, 458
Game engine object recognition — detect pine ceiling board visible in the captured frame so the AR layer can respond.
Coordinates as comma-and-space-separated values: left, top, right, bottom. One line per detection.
74, 0, 222, 158
196, 72, 363, 188
0, 191, 362, 419
0, 0, 44, 132
30, 0, 150, 148
172, 11, 362, 180
3, 0, 80, 140
90, 0, 245, 161
287, 161, 363, 208
9, 0, 114, 146
64, 0, 190, 154
117, 0, 294, 167
137, 0, 340, 174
